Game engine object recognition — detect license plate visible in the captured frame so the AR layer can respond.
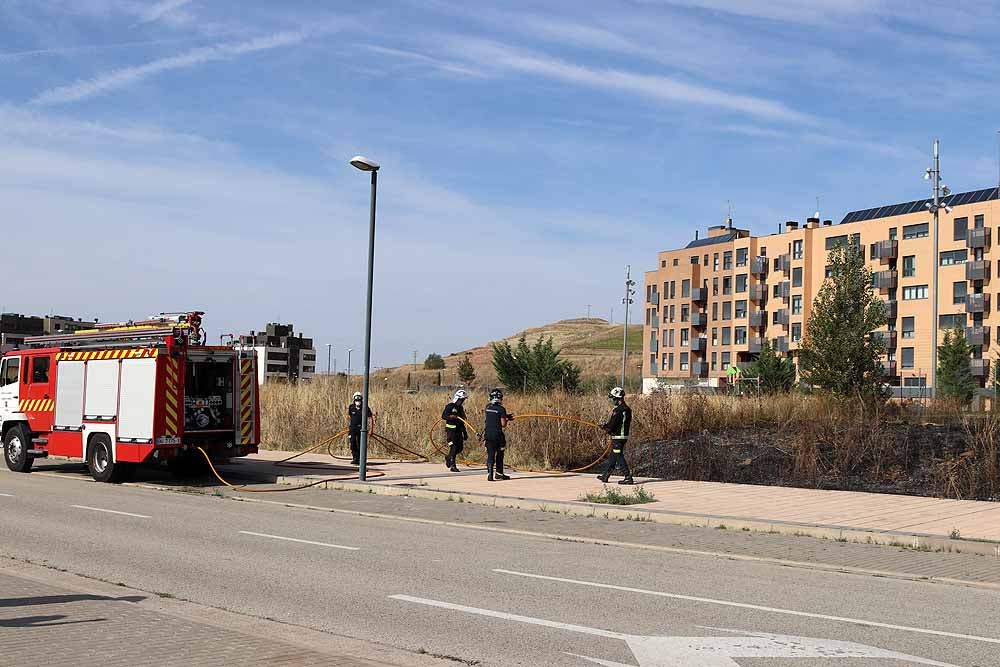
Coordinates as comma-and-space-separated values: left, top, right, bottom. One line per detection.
156, 436, 182, 446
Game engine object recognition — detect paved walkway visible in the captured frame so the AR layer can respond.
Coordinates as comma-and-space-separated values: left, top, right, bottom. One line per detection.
222, 450, 1000, 551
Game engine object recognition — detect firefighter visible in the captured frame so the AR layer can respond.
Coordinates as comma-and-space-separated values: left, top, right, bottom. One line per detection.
483, 388, 513, 481
597, 386, 634, 485
347, 391, 374, 465
442, 389, 469, 472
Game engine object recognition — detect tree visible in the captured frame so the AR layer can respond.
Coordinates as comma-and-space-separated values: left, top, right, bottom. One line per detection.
457, 354, 476, 383
423, 353, 445, 370
937, 328, 976, 406
745, 340, 796, 394
798, 239, 888, 400
491, 335, 581, 393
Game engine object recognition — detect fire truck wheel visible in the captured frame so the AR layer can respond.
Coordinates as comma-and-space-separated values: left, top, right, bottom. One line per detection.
3, 425, 33, 473
87, 434, 125, 483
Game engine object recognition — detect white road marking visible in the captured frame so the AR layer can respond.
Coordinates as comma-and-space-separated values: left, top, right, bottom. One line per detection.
0, 492, 13, 497
391, 595, 956, 666
70, 504, 150, 518
238, 531, 359, 551
494, 569, 1000, 646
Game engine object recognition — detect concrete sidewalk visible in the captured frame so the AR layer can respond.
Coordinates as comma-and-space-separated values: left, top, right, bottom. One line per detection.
220, 450, 1000, 555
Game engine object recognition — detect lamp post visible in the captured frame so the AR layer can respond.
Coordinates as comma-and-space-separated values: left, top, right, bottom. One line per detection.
349, 155, 380, 481
347, 348, 353, 377
326, 343, 332, 375
924, 139, 952, 399
620, 265, 636, 389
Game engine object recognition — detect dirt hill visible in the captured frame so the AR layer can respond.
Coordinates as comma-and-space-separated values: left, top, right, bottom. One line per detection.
378, 318, 643, 390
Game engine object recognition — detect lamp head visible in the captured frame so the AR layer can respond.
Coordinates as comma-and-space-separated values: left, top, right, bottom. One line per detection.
349, 155, 380, 172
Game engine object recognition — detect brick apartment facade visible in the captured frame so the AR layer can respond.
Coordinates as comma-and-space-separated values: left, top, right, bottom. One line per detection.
642, 187, 1000, 396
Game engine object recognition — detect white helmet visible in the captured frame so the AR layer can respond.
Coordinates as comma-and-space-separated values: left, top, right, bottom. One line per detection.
609, 386, 625, 400
352, 391, 363, 401
453, 389, 468, 402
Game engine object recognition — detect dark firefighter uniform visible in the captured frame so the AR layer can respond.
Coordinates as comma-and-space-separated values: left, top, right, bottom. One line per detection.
598, 401, 633, 483
483, 403, 512, 481
348, 402, 373, 464
442, 401, 468, 470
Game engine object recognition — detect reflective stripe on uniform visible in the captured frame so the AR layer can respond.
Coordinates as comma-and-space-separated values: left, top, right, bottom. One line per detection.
611, 435, 627, 440
445, 424, 458, 428
612, 449, 622, 454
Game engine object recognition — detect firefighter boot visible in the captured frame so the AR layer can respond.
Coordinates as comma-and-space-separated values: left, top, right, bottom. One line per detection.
487, 468, 495, 482
597, 473, 610, 483
618, 477, 635, 485
444, 456, 454, 470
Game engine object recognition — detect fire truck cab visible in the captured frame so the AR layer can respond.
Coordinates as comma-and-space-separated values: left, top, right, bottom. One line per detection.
1, 312, 260, 482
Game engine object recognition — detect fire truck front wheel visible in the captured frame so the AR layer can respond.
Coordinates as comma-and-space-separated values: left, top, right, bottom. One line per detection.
3, 425, 33, 473
87, 434, 131, 483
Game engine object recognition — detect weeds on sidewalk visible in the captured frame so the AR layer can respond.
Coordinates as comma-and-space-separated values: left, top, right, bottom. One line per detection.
580, 486, 656, 505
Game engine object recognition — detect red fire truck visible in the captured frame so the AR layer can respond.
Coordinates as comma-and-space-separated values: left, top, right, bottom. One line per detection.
1, 312, 260, 482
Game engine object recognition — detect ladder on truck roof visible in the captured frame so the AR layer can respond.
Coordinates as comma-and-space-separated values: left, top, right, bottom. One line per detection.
22, 311, 204, 350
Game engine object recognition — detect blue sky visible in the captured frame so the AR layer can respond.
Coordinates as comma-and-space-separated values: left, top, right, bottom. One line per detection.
2, 0, 999, 367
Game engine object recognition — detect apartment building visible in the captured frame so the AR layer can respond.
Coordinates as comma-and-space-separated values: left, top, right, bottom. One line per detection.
240, 323, 317, 385
642, 187, 1000, 396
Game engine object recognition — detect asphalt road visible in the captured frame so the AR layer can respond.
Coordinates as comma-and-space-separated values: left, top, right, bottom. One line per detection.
2, 466, 999, 667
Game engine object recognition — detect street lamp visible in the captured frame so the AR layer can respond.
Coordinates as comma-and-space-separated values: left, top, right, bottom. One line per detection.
923, 139, 952, 399
349, 154, 380, 482
326, 343, 332, 375
347, 348, 353, 377
621, 265, 636, 389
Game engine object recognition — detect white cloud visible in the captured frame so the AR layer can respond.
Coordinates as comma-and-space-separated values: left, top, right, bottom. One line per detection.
137, 0, 194, 25
360, 45, 487, 78
31, 31, 311, 106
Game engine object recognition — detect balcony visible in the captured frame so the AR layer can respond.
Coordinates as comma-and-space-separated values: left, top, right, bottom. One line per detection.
690, 312, 707, 328
778, 281, 791, 299
873, 239, 898, 261
885, 299, 897, 320
880, 360, 898, 377
778, 254, 791, 274
774, 336, 789, 353
651, 314, 659, 329
873, 270, 898, 290
691, 361, 709, 377
971, 358, 990, 377
751, 256, 769, 276
748, 310, 767, 328
966, 293, 991, 314
967, 227, 991, 250
750, 284, 768, 303
691, 287, 707, 304
966, 326, 990, 347
748, 336, 765, 354
966, 260, 991, 283
690, 337, 707, 352
872, 330, 897, 349
647, 291, 660, 305
775, 309, 790, 326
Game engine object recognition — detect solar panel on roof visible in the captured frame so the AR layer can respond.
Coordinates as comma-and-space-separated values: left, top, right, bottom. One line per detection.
840, 187, 999, 225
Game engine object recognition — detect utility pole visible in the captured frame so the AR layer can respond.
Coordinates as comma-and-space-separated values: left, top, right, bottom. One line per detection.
326, 343, 332, 375
620, 265, 636, 389
413, 350, 418, 370
586, 304, 592, 319
924, 139, 952, 399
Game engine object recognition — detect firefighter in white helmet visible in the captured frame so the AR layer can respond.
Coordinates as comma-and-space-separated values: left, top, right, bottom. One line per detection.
597, 386, 634, 485
441, 389, 469, 472
347, 391, 374, 465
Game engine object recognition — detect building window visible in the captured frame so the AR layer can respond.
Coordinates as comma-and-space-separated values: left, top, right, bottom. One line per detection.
736, 274, 748, 292
669, 304, 675, 322
939, 249, 967, 265
939, 313, 966, 329
711, 352, 717, 371
722, 327, 732, 345
722, 302, 732, 320
792, 267, 803, 288
953, 217, 968, 241
721, 352, 731, 369
711, 328, 719, 345
792, 239, 803, 260
735, 326, 747, 345
792, 295, 802, 315
824, 265, 833, 279
888, 227, 897, 240
736, 248, 748, 267
724, 251, 733, 270
825, 235, 847, 250
661, 354, 669, 370
691, 256, 699, 265
681, 305, 690, 322
902, 255, 915, 277
713, 253, 719, 270
668, 353, 674, 370
975, 214, 985, 228
791, 323, 802, 342
673, 258, 679, 267
869, 242, 878, 260
704, 254, 709, 267
902, 317, 915, 339
680, 353, 689, 371
735, 300, 747, 318
901, 347, 914, 369
667, 329, 675, 346
661, 259, 667, 268
902, 223, 929, 239
681, 279, 690, 297
723, 277, 732, 295
903, 376, 926, 387
712, 302, 719, 320
902, 285, 928, 300
953, 281, 967, 305
681, 328, 689, 346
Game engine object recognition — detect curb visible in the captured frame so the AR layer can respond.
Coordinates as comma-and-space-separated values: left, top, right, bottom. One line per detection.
274, 475, 1000, 558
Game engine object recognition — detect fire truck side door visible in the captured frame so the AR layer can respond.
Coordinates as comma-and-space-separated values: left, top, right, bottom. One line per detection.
22, 353, 55, 432
0, 356, 20, 415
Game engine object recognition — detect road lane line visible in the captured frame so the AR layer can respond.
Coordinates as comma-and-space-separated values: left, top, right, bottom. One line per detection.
494, 569, 1000, 645
0, 492, 13, 497
70, 504, 150, 518
238, 531, 359, 551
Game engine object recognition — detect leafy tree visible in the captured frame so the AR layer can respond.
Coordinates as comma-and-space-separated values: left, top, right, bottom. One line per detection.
745, 340, 796, 394
937, 328, 976, 406
798, 239, 888, 401
457, 354, 476, 383
423, 353, 445, 370
491, 335, 581, 393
